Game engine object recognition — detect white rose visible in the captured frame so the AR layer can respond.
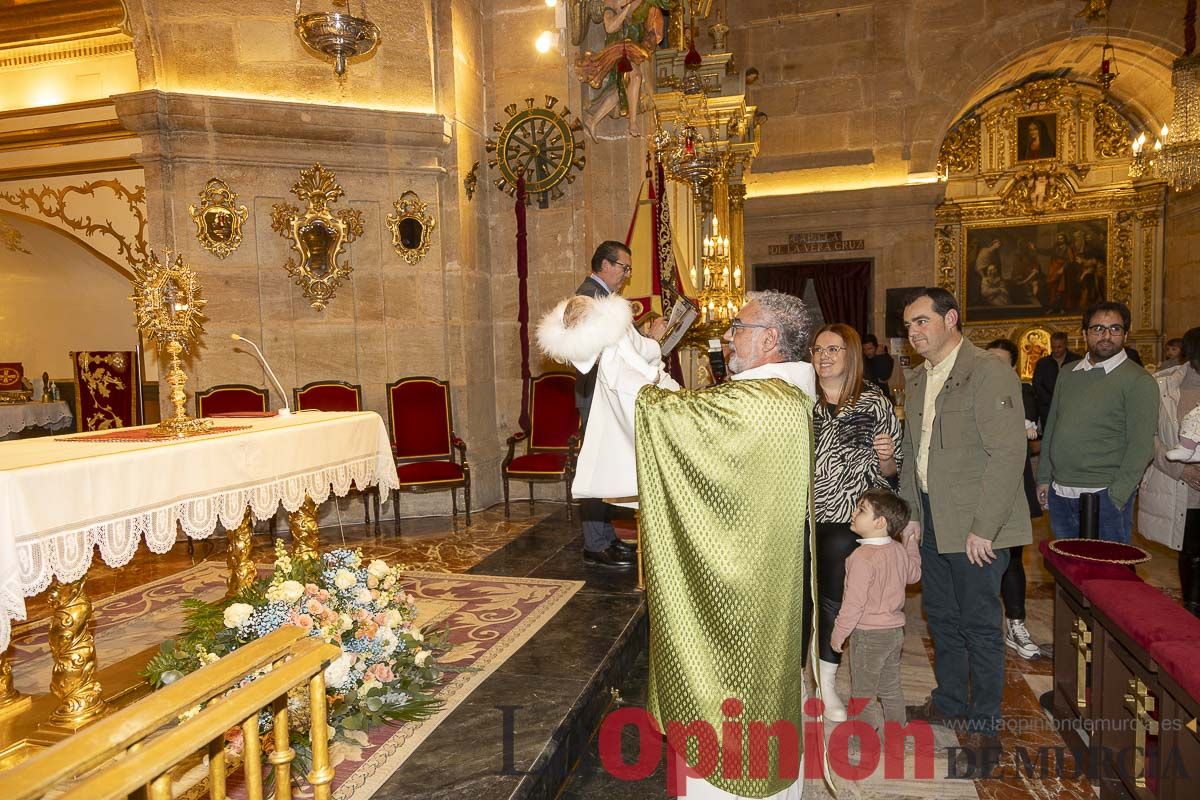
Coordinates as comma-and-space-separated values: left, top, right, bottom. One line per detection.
411, 628, 424, 643
277, 580, 305, 603
323, 652, 355, 689
377, 627, 398, 655
334, 569, 357, 590
356, 588, 374, 605
339, 613, 353, 632
223, 603, 254, 629
367, 559, 390, 580
384, 609, 404, 629
415, 649, 431, 667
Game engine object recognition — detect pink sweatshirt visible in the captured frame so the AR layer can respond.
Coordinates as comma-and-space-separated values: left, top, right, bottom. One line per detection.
831, 535, 922, 647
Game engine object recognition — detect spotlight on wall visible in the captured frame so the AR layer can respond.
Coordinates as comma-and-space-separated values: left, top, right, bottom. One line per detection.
545, 0, 558, 6
535, 30, 555, 53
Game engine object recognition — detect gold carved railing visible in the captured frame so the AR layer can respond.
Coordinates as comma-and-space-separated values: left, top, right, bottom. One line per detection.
7, 626, 340, 800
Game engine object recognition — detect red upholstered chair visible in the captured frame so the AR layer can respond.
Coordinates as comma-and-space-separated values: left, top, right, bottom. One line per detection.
386, 376, 471, 535
294, 380, 378, 532
502, 372, 580, 521
70, 350, 144, 431
195, 384, 269, 417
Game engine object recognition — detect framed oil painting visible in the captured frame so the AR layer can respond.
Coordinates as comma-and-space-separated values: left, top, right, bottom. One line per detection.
963, 217, 1107, 324
1017, 113, 1057, 161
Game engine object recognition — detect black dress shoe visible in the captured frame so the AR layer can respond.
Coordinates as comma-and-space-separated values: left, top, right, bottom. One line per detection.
583, 544, 635, 567
611, 538, 637, 556
906, 695, 958, 727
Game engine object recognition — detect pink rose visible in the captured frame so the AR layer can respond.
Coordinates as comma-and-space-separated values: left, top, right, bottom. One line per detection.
370, 664, 394, 683
306, 599, 323, 615
305, 583, 319, 595
367, 576, 379, 589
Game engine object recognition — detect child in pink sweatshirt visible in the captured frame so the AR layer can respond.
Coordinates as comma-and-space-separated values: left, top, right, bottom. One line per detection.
831, 488, 922, 730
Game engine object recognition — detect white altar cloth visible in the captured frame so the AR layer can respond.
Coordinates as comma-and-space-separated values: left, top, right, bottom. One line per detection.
0, 401, 73, 437
0, 410, 400, 653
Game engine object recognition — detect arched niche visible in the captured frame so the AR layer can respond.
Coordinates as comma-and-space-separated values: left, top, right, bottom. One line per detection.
0, 210, 144, 382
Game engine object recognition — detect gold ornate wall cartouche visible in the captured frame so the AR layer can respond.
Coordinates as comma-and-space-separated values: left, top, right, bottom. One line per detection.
0, 217, 30, 253
0, 179, 147, 269
270, 164, 364, 312
386, 190, 436, 265
188, 178, 248, 259
999, 165, 1075, 216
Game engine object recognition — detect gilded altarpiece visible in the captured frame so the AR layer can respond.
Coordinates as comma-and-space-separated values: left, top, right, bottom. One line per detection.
935, 78, 1166, 365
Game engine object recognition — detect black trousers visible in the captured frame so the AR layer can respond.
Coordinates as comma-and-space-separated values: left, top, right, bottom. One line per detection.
814, 521, 860, 664
1181, 509, 1200, 617
1001, 545, 1026, 620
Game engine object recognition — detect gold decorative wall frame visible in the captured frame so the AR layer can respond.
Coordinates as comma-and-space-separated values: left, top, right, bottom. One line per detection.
188, 178, 247, 259
270, 164, 364, 312
386, 190, 436, 266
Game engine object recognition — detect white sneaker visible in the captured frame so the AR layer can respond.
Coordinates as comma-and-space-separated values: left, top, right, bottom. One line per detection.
1005, 618, 1040, 660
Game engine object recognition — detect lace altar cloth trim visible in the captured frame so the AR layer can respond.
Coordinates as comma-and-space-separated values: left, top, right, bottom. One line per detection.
0, 401, 73, 436
55, 425, 249, 442
1, 454, 399, 652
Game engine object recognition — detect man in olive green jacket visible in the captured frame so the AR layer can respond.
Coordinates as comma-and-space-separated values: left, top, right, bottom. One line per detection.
898, 288, 1031, 750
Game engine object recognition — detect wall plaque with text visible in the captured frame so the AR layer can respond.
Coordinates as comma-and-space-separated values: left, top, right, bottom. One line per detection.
768, 231, 866, 255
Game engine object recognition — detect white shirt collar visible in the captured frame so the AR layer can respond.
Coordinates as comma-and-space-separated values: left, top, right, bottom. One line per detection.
923, 337, 964, 375
1073, 349, 1127, 374
588, 273, 611, 294
731, 360, 817, 401
856, 536, 894, 546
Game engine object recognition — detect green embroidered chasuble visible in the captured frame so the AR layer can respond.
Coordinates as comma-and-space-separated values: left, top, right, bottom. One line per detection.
636, 378, 815, 798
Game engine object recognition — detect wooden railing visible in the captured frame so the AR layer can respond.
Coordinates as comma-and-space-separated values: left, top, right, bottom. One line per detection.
8, 626, 341, 800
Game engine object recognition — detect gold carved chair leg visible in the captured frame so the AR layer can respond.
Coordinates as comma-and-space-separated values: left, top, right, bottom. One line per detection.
289, 496, 321, 563
0, 647, 29, 716
44, 575, 107, 730
226, 508, 257, 597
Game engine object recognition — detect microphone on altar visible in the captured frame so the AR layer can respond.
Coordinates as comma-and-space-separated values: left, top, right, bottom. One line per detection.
230, 334, 292, 417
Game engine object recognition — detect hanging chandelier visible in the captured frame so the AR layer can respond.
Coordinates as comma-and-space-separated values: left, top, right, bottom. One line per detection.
652, 64, 723, 196
294, 0, 381, 78
1130, 1, 1200, 191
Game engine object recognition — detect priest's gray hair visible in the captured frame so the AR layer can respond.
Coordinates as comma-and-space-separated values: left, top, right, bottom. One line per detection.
746, 290, 812, 362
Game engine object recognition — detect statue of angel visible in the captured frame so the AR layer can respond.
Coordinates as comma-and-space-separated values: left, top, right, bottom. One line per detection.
573, 0, 670, 140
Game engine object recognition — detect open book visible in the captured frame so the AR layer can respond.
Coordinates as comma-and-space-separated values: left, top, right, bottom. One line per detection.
658, 296, 699, 356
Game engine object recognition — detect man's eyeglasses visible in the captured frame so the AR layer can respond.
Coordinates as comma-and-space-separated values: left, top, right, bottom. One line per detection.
1086, 323, 1126, 336
729, 320, 773, 333
610, 260, 633, 274
810, 345, 846, 356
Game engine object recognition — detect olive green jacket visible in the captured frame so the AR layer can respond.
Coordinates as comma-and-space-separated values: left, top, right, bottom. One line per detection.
898, 339, 1032, 554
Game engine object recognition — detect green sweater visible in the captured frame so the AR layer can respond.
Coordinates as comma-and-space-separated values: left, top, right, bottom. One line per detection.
1037, 357, 1160, 507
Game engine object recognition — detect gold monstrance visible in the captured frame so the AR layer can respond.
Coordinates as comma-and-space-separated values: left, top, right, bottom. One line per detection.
129, 249, 212, 438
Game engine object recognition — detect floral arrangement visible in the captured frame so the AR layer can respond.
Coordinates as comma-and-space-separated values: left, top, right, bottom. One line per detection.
144, 543, 445, 780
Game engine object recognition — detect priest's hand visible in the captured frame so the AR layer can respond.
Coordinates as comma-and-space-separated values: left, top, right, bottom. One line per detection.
965, 532, 996, 567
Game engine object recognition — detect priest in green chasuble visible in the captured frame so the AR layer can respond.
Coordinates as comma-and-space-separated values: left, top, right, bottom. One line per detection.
538, 289, 820, 798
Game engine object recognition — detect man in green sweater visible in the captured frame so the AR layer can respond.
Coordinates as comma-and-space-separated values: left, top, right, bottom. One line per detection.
1036, 301, 1159, 543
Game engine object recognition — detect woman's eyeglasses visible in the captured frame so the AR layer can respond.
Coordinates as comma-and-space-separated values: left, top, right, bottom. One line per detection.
810, 345, 846, 356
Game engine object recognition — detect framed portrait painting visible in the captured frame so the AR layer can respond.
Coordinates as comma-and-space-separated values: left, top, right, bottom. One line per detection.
1017, 113, 1057, 161
963, 217, 1108, 324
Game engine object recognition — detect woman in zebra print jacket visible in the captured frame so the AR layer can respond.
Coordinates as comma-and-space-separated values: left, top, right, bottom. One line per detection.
810, 323, 903, 722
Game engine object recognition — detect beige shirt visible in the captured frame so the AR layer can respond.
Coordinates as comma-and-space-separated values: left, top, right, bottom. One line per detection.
917, 337, 964, 491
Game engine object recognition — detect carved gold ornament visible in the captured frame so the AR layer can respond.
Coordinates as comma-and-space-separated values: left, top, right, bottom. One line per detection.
938, 117, 980, 174
188, 178, 248, 259
1000, 166, 1075, 216
270, 164, 364, 311
130, 248, 211, 438
0, 217, 30, 253
464, 161, 479, 201
386, 190, 436, 265
0, 179, 147, 269
1093, 101, 1130, 160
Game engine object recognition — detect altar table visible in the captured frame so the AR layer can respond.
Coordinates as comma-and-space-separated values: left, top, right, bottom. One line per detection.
0, 401, 73, 439
0, 410, 399, 727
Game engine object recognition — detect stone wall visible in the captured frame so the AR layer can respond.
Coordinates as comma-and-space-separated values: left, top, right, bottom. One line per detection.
1164, 190, 1200, 340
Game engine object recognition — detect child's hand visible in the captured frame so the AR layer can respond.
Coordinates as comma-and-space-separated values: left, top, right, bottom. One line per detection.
831, 637, 844, 654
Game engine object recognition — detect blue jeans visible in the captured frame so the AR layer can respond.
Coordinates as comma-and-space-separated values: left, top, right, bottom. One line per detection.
1047, 488, 1134, 544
